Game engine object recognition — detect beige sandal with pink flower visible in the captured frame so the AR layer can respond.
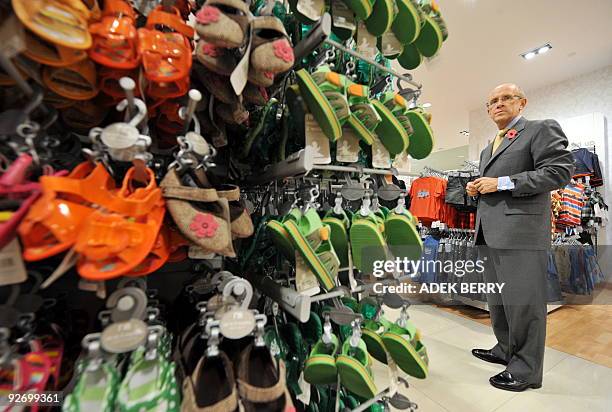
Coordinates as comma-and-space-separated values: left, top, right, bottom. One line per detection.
160, 168, 235, 257
248, 16, 295, 87
195, 0, 250, 48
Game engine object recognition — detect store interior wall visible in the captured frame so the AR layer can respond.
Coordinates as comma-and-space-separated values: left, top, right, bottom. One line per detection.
468, 64, 612, 247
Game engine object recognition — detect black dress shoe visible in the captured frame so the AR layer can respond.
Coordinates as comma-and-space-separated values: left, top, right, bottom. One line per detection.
489, 371, 541, 392
471, 348, 508, 365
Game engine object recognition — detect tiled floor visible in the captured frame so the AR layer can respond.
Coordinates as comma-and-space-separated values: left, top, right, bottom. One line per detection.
370, 305, 612, 412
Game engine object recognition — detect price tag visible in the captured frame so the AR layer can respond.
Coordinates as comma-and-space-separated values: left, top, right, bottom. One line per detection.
219, 309, 256, 339
371, 134, 391, 168
0, 239, 27, 286
392, 151, 411, 175
297, 0, 325, 21
305, 114, 331, 164
295, 252, 321, 296
336, 127, 360, 163
356, 22, 378, 59
101, 319, 148, 353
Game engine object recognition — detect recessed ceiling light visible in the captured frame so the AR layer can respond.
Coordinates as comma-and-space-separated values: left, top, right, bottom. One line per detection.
521, 43, 552, 60
457, 155, 465, 158
422, 102, 432, 108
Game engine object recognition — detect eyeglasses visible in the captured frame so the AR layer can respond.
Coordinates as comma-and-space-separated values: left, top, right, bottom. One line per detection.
486, 95, 524, 108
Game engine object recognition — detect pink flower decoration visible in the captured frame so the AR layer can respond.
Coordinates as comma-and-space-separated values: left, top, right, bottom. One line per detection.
272, 39, 294, 63
200, 43, 221, 57
196, 6, 220, 24
506, 129, 518, 140
189, 213, 219, 238
263, 71, 274, 80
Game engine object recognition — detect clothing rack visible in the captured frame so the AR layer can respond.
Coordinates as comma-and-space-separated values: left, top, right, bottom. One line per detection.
419, 166, 447, 178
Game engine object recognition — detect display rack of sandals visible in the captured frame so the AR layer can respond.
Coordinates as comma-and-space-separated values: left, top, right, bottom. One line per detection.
0, 0, 451, 411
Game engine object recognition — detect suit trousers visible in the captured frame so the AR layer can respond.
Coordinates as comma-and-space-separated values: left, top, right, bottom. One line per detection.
478, 229, 548, 384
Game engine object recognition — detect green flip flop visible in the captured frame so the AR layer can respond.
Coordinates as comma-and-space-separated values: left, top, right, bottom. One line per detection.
392, 0, 422, 44
63, 362, 120, 412
364, 0, 395, 36
381, 322, 428, 379
267, 217, 298, 262
304, 333, 340, 385
284, 209, 339, 291
414, 14, 443, 57
296, 69, 344, 142
385, 213, 423, 261
322, 215, 350, 269
346, 83, 381, 145
397, 42, 422, 70
405, 108, 434, 159
350, 214, 388, 275
336, 339, 378, 399
288, 0, 326, 24
343, 0, 376, 20
361, 320, 388, 364
371, 99, 409, 155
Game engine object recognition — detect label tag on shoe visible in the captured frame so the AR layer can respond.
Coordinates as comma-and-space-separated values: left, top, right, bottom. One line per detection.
371, 134, 392, 168
305, 114, 331, 164
392, 151, 411, 175
101, 319, 148, 353
188, 245, 216, 260
296, 371, 311, 405
219, 308, 256, 339
0, 239, 27, 287
297, 0, 324, 21
331, 1, 356, 31
336, 127, 360, 163
356, 21, 378, 60
230, 27, 252, 96
295, 252, 321, 296
381, 30, 403, 57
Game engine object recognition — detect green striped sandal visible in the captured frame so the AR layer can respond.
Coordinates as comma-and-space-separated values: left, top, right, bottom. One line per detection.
397, 42, 422, 70
116, 349, 180, 412
288, 0, 326, 24
336, 339, 378, 399
311, 67, 352, 124
267, 209, 302, 262
392, 0, 422, 44
382, 322, 429, 379
323, 212, 350, 269
405, 108, 434, 159
364, 0, 394, 36
283, 209, 339, 291
350, 213, 388, 275
304, 333, 339, 385
62, 362, 120, 412
346, 83, 381, 145
414, 14, 443, 58
371, 99, 409, 155
296, 69, 344, 142
377, 29, 404, 59
343, 0, 376, 20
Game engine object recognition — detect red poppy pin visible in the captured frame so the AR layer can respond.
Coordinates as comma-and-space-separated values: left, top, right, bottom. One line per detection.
506, 129, 518, 140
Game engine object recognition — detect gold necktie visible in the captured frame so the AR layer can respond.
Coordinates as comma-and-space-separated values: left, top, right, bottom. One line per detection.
492, 128, 508, 154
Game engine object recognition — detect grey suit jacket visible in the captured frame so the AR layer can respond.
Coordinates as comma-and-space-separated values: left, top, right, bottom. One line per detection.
475, 117, 575, 250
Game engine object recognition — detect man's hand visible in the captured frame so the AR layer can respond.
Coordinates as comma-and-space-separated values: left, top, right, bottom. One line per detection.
466, 181, 479, 197
473, 177, 499, 194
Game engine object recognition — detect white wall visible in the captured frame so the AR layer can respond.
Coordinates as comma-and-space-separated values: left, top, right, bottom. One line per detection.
468, 65, 612, 245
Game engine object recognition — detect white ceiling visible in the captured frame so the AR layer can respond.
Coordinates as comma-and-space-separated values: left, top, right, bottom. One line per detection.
391, 0, 612, 152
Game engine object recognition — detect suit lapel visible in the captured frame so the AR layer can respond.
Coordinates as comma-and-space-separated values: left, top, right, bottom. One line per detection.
483, 117, 527, 173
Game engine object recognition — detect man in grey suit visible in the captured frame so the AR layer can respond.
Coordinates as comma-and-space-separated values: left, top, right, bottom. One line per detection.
466, 83, 575, 391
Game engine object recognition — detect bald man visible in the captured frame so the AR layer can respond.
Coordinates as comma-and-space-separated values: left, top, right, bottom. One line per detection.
466, 84, 574, 391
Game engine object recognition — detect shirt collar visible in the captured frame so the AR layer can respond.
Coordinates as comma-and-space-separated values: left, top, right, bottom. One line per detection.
501, 115, 521, 131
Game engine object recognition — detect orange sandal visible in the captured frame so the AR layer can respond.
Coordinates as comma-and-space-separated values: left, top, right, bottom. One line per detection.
18, 162, 115, 261
88, 0, 140, 69
98, 67, 141, 100
42, 59, 99, 100
12, 0, 91, 50
75, 167, 166, 280
125, 224, 171, 276
23, 29, 88, 68
137, 6, 194, 99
